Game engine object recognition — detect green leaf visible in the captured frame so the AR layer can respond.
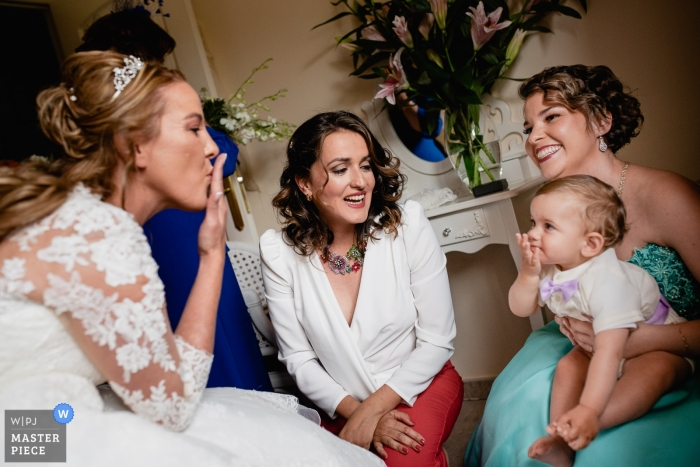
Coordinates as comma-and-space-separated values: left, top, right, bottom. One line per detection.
533, 2, 582, 19
417, 71, 431, 85
481, 52, 500, 65
312, 11, 353, 30
550, 4, 583, 19
350, 52, 390, 76
424, 107, 442, 136
528, 26, 552, 34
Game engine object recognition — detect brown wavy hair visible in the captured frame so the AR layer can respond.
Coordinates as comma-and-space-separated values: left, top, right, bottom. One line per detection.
272, 111, 406, 255
536, 175, 627, 249
0, 51, 184, 242
519, 65, 643, 153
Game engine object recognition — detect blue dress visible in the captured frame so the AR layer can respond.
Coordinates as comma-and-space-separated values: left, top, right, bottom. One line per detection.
464, 244, 700, 466
389, 98, 447, 163
144, 127, 272, 391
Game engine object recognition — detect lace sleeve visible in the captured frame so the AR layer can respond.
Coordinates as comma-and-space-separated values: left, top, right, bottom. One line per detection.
3, 187, 213, 431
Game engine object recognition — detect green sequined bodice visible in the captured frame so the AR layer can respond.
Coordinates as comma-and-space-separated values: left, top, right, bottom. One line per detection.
628, 244, 700, 321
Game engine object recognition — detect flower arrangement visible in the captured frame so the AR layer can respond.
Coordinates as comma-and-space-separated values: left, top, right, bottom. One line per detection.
201, 58, 295, 146
318, 0, 586, 189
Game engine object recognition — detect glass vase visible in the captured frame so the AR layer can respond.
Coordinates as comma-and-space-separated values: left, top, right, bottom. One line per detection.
445, 105, 501, 190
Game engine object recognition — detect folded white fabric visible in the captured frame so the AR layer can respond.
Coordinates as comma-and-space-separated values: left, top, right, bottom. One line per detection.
407, 187, 457, 210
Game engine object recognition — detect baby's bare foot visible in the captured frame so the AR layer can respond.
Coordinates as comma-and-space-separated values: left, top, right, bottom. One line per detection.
528, 435, 575, 467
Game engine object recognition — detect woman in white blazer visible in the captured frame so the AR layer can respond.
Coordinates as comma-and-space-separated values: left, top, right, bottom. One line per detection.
260, 111, 463, 467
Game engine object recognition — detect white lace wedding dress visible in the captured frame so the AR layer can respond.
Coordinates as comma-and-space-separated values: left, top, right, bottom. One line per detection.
0, 185, 384, 467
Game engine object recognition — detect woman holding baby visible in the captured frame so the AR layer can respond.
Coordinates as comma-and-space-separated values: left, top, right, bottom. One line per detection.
465, 65, 700, 467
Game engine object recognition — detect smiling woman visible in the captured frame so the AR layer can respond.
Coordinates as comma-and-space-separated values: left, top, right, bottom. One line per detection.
465, 64, 700, 467
262, 111, 464, 467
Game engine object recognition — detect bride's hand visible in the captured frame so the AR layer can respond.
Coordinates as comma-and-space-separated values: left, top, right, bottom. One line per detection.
198, 153, 227, 257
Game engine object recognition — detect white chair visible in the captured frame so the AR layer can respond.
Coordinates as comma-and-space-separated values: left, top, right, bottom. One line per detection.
226, 241, 293, 389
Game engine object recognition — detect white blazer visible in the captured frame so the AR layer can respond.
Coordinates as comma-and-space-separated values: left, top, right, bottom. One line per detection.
260, 201, 456, 417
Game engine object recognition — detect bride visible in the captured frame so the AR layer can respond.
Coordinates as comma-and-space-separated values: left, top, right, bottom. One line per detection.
0, 51, 384, 466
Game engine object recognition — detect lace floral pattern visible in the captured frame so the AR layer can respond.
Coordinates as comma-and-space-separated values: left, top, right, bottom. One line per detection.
1, 184, 213, 431
629, 243, 700, 321
0, 258, 35, 300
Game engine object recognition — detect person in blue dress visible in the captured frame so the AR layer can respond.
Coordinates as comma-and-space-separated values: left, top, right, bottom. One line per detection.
389, 94, 447, 163
465, 65, 700, 467
77, 3, 271, 391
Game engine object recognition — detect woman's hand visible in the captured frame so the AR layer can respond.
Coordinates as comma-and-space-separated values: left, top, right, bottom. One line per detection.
338, 385, 403, 450
339, 408, 383, 449
558, 317, 684, 359
372, 410, 424, 460
556, 316, 594, 351
198, 153, 228, 257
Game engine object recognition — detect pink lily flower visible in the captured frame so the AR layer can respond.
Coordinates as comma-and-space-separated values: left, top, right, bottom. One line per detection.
418, 13, 435, 40
466, 1, 512, 51
429, 0, 447, 31
361, 25, 386, 42
392, 16, 414, 48
374, 48, 408, 105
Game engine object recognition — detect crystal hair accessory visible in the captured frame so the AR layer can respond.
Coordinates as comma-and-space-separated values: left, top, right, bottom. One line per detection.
69, 87, 77, 102
113, 55, 144, 98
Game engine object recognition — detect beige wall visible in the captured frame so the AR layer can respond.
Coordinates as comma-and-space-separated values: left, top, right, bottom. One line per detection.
32, 0, 700, 381
191, 0, 700, 236
191, 0, 700, 380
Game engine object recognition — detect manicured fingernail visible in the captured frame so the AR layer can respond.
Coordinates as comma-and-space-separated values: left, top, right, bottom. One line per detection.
402, 448, 408, 454
415, 445, 421, 453
220, 153, 227, 162
420, 438, 425, 445
215, 191, 223, 201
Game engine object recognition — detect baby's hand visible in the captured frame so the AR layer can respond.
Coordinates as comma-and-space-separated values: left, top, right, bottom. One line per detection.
516, 233, 541, 277
547, 404, 599, 451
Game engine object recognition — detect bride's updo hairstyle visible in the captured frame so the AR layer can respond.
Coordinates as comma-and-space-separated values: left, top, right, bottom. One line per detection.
519, 65, 644, 154
272, 111, 406, 255
0, 50, 184, 241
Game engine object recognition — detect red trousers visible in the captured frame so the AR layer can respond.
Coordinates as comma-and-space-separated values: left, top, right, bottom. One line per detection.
320, 361, 464, 467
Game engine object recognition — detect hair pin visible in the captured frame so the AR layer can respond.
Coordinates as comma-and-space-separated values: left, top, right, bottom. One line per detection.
113, 55, 144, 98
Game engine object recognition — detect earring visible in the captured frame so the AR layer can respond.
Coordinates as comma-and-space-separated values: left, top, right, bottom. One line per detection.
306, 193, 312, 201
598, 135, 608, 152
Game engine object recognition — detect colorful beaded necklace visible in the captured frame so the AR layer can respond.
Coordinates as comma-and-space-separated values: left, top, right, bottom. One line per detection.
321, 239, 366, 275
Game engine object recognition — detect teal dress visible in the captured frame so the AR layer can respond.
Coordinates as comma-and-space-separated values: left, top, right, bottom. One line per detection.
464, 244, 700, 466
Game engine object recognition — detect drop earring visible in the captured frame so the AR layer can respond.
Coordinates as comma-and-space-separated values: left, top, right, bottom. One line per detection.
306, 193, 312, 201
598, 134, 608, 152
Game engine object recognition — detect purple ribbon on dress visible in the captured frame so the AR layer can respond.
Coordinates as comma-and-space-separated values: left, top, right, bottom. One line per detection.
540, 279, 579, 303
645, 294, 671, 325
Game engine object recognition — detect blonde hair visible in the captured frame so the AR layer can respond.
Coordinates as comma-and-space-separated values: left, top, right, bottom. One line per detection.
0, 51, 184, 242
535, 175, 627, 249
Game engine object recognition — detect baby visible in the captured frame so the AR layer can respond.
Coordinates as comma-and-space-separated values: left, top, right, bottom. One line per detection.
509, 175, 691, 467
